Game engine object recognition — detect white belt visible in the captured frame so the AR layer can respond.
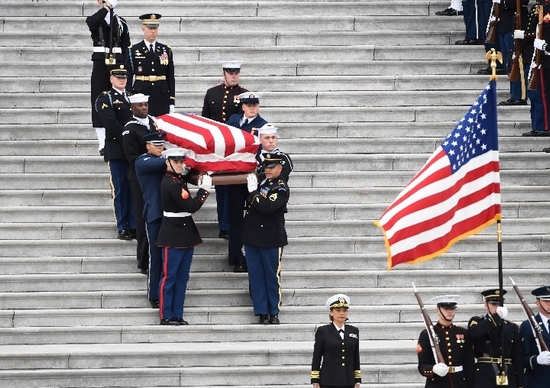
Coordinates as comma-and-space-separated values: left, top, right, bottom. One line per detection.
93, 47, 122, 53
163, 211, 192, 218
448, 365, 463, 373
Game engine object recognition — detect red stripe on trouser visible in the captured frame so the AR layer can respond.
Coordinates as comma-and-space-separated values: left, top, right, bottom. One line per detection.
158, 246, 170, 320
540, 70, 548, 131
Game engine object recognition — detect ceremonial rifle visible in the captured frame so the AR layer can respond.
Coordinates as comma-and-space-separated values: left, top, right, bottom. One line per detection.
105, 4, 115, 65
486, 2, 501, 44
509, 0, 523, 81
528, 5, 543, 90
510, 277, 549, 352
412, 283, 445, 364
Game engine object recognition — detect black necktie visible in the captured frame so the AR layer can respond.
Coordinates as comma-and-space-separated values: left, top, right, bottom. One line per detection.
243, 119, 249, 126
149, 44, 154, 53
339, 329, 344, 339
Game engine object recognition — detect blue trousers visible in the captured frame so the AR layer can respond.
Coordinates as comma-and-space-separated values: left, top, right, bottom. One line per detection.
244, 244, 282, 316
145, 218, 162, 300
462, 0, 491, 41
159, 246, 193, 320
215, 185, 229, 232
526, 64, 545, 131
500, 31, 522, 100
108, 159, 135, 231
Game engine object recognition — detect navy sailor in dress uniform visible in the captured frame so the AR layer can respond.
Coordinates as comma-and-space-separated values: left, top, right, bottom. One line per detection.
86, 0, 131, 155
95, 65, 136, 240
156, 148, 212, 325
468, 289, 524, 388
311, 294, 362, 388
135, 132, 166, 308
127, 13, 175, 116
417, 295, 474, 388
240, 154, 289, 324
202, 60, 248, 241
254, 124, 293, 183
519, 285, 550, 388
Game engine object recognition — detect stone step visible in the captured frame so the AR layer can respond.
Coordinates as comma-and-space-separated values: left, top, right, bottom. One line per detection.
0, 59, 487, 77
0, 89, 517, 109
0, 105, 531, 126
0, 364, 422, 388
0, 75, 513, 94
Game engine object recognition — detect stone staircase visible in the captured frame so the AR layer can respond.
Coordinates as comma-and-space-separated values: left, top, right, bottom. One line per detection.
0, 0, 548, 387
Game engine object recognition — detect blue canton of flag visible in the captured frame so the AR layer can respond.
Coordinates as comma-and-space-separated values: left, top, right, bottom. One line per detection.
442, 82, 499, 173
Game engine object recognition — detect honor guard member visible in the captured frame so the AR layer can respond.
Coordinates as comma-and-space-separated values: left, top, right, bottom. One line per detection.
127, 13, 175, 116
156, 148, 212, 325
122, 93, 158, 274
95, 65, 136, 240
519, 286, 550, 388
202, 60, 248, 240
135, 132, 167, 308
255, 124, 293, 183
468, 289, 524, 388
240, 155, 289, 324
225, 92, 268, 272
87, 0, 131, 155
311, 294, 361, 388
417, 295, 474, 388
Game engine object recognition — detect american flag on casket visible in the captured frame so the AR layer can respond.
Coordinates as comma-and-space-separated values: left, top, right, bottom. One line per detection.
155, 113, 260, 173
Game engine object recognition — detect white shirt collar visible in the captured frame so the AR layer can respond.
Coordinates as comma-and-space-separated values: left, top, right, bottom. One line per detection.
144, 40, 156, 51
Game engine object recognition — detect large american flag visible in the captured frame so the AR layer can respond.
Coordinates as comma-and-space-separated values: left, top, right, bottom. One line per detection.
374, 81, 501, 269
155, 113, 260, 172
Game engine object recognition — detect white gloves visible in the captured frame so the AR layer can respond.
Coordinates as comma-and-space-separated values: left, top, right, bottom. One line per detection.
493, 0, 500, 3
181, 165, 190, 176
496, 306, 508, 318
534, 38, 546, 51
513, 30, 525, 40
105, 0, 117, 8
169, 105, 175, 114
537, 350, 550, 365
433, 363, 449, 377
247, 173, 258, 192
199, 174, 212, 191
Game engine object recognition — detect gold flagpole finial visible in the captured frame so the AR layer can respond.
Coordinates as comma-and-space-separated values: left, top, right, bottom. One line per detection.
485, 48, 503, 81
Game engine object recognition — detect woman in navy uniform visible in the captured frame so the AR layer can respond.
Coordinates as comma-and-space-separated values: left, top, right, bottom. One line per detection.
127, 13, 175, 117
311, 294, 362, 388
417, 295, 474, 388
520, 286, 550, 388
468, 289, 524, 388
156, 148, 211, 325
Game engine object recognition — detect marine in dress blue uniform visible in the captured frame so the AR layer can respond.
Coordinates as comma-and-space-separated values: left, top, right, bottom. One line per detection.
127, 14, 175, 117
311, 294, 362, 388
202, 60, 248, 240
122, 93, 158, 273
135, 132, 167, 307
86, 0, 131, 153
156, 148, 211, 325
226, 92, 268, 272
95, 65, 135, 239
519, 285, 550, 388
468, 289, 524, 388
240, 154, 288, 324
417, 295, 474, 388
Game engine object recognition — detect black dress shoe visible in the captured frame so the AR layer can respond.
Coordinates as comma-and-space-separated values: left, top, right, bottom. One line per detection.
99, 148, 104, 156
476, 67, 507, 75
270, 315, 280, 324
118, 230, 133, 241
542, 147, 550, 153
234, 261, 247, 273
455, 38, 483, 45
140, 268, 148, 275
160, 318, 179, 326
259, 314, 269, 324
218, 231, 229, 240
128, 229, 137, 239
149, 299, 159, 308
500, 98, 527, 106
523, 130, 550, 136
435, 7, 463, 16
173, 318, 189, 325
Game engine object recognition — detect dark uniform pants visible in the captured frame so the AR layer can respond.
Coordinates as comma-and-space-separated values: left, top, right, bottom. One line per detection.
159, 246, 193, 320
215, 184, 229, 232
244, 244, 282, 316
145, 218, 162, 300
108, 159, 135, 232
129, 179, 149, 270
526, 64, 545, 130
227, 184, 248, 265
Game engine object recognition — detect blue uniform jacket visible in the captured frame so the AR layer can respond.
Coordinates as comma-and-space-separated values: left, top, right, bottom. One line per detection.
135, 153, 166, 223
520, 314, 550, 388
226, 113, 267, 133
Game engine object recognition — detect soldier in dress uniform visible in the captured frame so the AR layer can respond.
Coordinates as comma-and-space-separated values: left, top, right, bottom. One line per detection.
468, 289, 524, 388
127, 13, 175, 116
122, 93, 158, 274
135, 132, 167, 308
87, 0, 130, 155
225, 92, 268, 272
417, 295, 474, 388
311, 294, 361, 388
202, 60, 248, 240
156, 148, 212, 325
254, 124, 293, 183
240, 155, 289, 324
519, 285, 550, 388
95, 65, 135, 240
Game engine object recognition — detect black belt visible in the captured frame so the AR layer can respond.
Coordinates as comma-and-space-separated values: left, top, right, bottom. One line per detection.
477, 357, 512, 365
